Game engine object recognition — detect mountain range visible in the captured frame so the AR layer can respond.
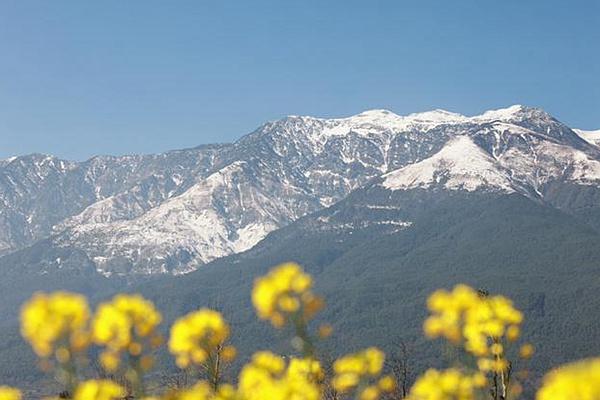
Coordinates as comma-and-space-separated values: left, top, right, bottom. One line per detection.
2, 105, 600, 391
2, 105, 600, 276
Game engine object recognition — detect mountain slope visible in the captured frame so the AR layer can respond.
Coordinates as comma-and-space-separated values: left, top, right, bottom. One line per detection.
2, 105, 600, 276
130, 189, 600, 388
4, 181, 600, 387
0, 145, 228, 256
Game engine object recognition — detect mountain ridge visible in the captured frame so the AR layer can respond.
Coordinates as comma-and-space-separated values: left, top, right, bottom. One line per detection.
1, 105, 599, 276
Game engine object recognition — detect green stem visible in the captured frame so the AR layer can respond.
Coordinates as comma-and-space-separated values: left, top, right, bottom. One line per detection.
206, 349, 222, 391
129, 354, 146, 398
292, 313, 316, 358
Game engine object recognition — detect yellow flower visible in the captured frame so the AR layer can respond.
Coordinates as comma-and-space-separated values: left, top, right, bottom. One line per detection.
360, 385, 380, 400
490, 343, 503, 356
407, 369, 486, 400
164, 381, 236, 400
0, 386, 21, 400
99, 352, 120, 372
238, 351, 322, 400
332, 348, 385, 395
287, 357, 324, 381
318, 324, 333, 338
221, 345, 237, 362
92, 294, 162, 371
519, 343, 534, 359
424, 285, 522, 358
506, 325, 520, 342
20, 292, 90, 358
168, 309, 231, 369
536, 357, 600, 400
73, 380, 125, 400
378, 375, 397, 392
252, 263, 323, 328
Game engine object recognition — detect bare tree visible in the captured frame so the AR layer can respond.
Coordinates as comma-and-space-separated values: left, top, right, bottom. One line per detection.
159, 368, 194, 391
385, 339, 412, 399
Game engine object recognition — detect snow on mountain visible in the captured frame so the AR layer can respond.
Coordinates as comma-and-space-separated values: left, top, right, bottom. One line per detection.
473, 104, 527, 122
0, 146, 227, 256
1, 105, 598, 276
496, 137, 600, 190
60, 160, 308, 275
55, 146, 227, 231
381, 124, 600, 197
382, 136, 515, 192
574, 129, 600, 147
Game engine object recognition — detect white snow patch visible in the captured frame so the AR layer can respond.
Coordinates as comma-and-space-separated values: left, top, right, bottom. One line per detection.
381, 136, 515, 192
0, 156, 17, 164
232, 222, 277, 253
376, 220, 413, 227
495, 138, 600, 188
574, 129, 600, 147
473, 105, 525, 122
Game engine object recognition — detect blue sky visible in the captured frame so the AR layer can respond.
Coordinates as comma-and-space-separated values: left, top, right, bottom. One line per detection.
1, 0, 598, 160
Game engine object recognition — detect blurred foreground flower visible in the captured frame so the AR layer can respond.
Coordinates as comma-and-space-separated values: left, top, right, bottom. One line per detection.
0, 386, 21, 400
333, 347, 395, 400
407, 368, 486, 400
20, 292, 90, 359
424, 285, 522, 357
162, 381, 235, 400
238, 351, 322, 400
536, 357, 600, 400
169, 307, 236, 379
92, 294, 162, 373
72, 380, 125, 400
252, 262, 323, 328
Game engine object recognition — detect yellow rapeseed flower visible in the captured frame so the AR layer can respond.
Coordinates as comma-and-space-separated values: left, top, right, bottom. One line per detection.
407, 369, 486, 400
92, 294, 162, 371
221, 345, 237, 362
163, 381, 236, 400
318, 324, 333, 338
238, 351, 322, 400
252, 263, 323, 328
0, 386, 21, 400
332, 347, 393, 399
168, 308, 231, 369
536, 357, 600, 400
519, 343, 534, 359
360, 385, 380, 400
424, 285, 522, 359
20, 291, 90, 358
287, 357, 324, 382
378, 375, 396, 392
72, 380, 125, 400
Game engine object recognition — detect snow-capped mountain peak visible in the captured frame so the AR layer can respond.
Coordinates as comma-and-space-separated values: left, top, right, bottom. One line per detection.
472, 105, 560, 128
474, 104, 527, 121
405, 109, 467, 123
342, 108, 468, 127
381, 136, 514, 193
352, 109, 399, 118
